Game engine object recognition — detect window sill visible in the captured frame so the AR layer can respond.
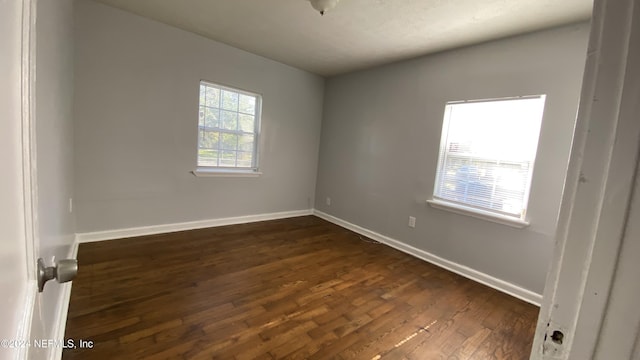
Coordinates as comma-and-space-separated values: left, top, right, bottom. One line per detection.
426, 199, 529, 229
191, 168, 262, 178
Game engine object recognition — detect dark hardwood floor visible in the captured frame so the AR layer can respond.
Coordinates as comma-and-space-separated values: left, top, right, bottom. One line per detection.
63, 216, 538, 359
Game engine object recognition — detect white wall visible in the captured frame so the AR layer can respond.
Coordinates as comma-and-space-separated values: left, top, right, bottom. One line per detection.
31, 0, 76, 356
315, 23, 590, 295
74, 1, 324, 232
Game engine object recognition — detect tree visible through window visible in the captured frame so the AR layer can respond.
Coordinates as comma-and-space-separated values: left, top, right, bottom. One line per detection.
197, 81, 261, 171
433, 96, 546, 220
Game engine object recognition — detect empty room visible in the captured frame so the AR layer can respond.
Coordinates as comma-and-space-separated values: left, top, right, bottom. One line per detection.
3, 0, 640, 359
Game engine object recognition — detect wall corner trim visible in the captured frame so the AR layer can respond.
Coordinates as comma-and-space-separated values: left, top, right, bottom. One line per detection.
313, 209, 543, 307
75, 209, 314, 243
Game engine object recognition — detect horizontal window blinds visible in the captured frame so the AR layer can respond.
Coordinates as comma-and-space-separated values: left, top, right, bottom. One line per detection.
434, 96, 546, 219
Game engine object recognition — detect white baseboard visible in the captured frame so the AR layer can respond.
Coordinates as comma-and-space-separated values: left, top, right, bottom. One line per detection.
49, 240, 79, 360
313, 210, 543, 306
71, 208, 539, 317
75, 209, 314, 243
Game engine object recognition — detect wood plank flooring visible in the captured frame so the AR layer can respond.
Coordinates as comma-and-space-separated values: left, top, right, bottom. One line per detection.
63, 216, 538, 359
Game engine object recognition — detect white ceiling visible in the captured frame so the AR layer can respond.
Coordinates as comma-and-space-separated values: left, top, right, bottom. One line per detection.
90, 0, 593, 77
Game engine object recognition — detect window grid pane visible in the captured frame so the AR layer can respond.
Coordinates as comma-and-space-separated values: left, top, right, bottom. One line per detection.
434, 96, 545, 219
197, 81, 260, 170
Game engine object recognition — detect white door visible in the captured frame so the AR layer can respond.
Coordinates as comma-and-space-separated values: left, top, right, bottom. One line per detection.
0, 0, 42, 359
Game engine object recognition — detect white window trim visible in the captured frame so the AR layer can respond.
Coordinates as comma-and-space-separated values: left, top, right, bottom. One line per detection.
427, 199, 530, 228
192, 168, 262, 178
431, 95, 545, 228
195, 80, 263, 173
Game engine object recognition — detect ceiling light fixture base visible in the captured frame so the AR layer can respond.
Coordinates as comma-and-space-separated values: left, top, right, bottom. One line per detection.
309, 0, 340, 15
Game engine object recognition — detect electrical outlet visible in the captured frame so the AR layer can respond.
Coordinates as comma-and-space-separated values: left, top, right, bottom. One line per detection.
408, 216, 416, 228
68, 198, 73, 213
326, 197, 331, 206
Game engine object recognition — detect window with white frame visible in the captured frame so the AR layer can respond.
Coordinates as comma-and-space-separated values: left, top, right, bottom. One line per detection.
197, 81, 261, 172
431, 96, 546, 223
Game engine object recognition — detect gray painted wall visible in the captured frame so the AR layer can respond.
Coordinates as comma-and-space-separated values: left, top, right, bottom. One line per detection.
74, 1, 324, 232
33, 0, 76, 350
315, 23, 590, 295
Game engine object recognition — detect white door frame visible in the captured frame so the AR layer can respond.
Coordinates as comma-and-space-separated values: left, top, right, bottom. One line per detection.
19, 0, 40, 358
531, 0, 640, 358
21, 0, 39, 283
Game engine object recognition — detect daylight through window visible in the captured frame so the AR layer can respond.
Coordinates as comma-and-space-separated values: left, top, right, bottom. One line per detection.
197, 81, 261, 171
433, 96, 546, 220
